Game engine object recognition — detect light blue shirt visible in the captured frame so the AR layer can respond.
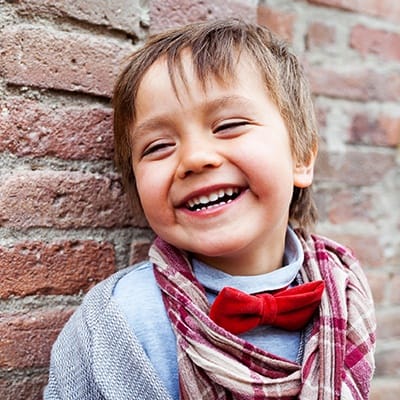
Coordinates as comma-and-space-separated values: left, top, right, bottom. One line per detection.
113, 228, 304, 400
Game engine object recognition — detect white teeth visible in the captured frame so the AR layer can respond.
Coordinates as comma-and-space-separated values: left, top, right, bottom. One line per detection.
187, 199, 195, 208
199, 195, 209, 204
209, 193, 219, 202
186, 187, 240, 210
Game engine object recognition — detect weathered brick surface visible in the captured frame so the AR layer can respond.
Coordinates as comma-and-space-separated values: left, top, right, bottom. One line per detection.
308, 66, 400, 102
150, 0, 257, 34
349, 113, 400, 147
0, 98, 113, 160
305, 22, 336, 50
370, 378, 400, 400
375, 309, 400, 340
390, 274, 400, 304
129, 238, 153, 266
12, 0, 148, 39
0, 25, 134, 97
0, 171, 146, 229
315, 150, 397, 186
0, 0, 399, 396
375, 345, 400, 376
320, 233, 385, 268
321, 188, 374, 225
365, 271, 389, 305
257, 5, 295, 42
350, 25, 400, 62
0, 240, 116, 298
308, 0, 400, 23
0, 309, 73, 369
313, 105, 328, 135
0, 374, 48, 400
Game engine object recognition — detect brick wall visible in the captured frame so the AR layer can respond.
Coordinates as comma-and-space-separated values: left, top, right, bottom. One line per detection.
0, 0, 398, 399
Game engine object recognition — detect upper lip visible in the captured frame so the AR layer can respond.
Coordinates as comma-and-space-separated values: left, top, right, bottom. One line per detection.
177, 184, 245, 208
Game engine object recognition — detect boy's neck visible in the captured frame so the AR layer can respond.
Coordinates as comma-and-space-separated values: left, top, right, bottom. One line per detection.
193, 234, 286, 276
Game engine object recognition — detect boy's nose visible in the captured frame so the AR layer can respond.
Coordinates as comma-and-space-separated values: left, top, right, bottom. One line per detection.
176, 138, 223, 179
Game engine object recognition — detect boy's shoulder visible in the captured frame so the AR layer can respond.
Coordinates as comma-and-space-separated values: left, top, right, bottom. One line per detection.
69, 260, 155, 329
46, 260, 173, 400
50, 259, 160, 363
78, 259, 166, 330
81, 260, 154, 306
112, 260, 170, 333
112, 259, 160, 303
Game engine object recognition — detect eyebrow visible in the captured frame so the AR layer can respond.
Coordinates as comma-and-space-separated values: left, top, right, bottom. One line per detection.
131, 118, 172, 146
131, 95, 255, 142
203, 95, 255, 113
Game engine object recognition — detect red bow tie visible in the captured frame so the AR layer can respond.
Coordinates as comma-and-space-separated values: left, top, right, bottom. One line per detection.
209, 280, 325, 335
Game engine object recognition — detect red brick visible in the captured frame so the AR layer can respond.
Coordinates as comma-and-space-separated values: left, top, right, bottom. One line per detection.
375, 345, 400, 377
315, 150, 397, 186
320, 233, 385, 268
129, 238, 153, 265
350, 25, 400, 62
370, 378, 400, 400
0, 309, 73, 369
375, 308, 400, 340
315, 184, 375, 224
390, 242, 400, 267
0, 374, 48, 400
313, 188, 329, 221
12, 0, 148, 39
0, 171, 147, 229
308, 0, 400, 23
390, 274, 400, 305
378, 116, 400, 147
0, 240, 116, 299
314, 104, 328, 131
306, 22, 336, 50
257, 5, 295, 42
349, 113, 400, 147
307, 65, 400, 102
325, 189, 374, 225
365, 271, 389, 305
0, 25, 133, 97
0, 98, 113, 160
366, 271, 390, 304
150, 0, 257, 34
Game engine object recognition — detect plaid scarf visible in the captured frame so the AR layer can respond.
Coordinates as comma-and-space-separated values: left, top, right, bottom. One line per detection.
150, 232, 376, 399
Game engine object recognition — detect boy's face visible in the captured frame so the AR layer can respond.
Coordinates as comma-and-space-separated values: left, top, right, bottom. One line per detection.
130, 52, 314, 275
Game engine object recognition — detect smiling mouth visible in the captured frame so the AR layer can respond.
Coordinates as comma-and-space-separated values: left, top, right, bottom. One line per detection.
185, 187, 242, 212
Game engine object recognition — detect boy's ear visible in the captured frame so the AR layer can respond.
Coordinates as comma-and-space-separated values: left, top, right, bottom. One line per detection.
293, 147, 317, 188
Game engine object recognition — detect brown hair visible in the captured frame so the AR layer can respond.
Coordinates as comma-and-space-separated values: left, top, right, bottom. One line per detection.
113, 19, 318, 231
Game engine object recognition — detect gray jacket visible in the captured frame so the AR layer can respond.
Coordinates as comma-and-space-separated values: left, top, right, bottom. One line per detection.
44, 268, 173, 400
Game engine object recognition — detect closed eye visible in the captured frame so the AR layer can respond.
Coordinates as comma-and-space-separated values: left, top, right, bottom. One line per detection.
214, 120, 250, 133
142, 142, 175, 157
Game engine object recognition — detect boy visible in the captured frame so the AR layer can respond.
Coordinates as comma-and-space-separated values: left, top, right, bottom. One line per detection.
45, 19, 376, 399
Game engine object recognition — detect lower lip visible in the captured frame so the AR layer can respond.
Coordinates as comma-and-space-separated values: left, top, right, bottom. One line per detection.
179, 190, 247, 217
